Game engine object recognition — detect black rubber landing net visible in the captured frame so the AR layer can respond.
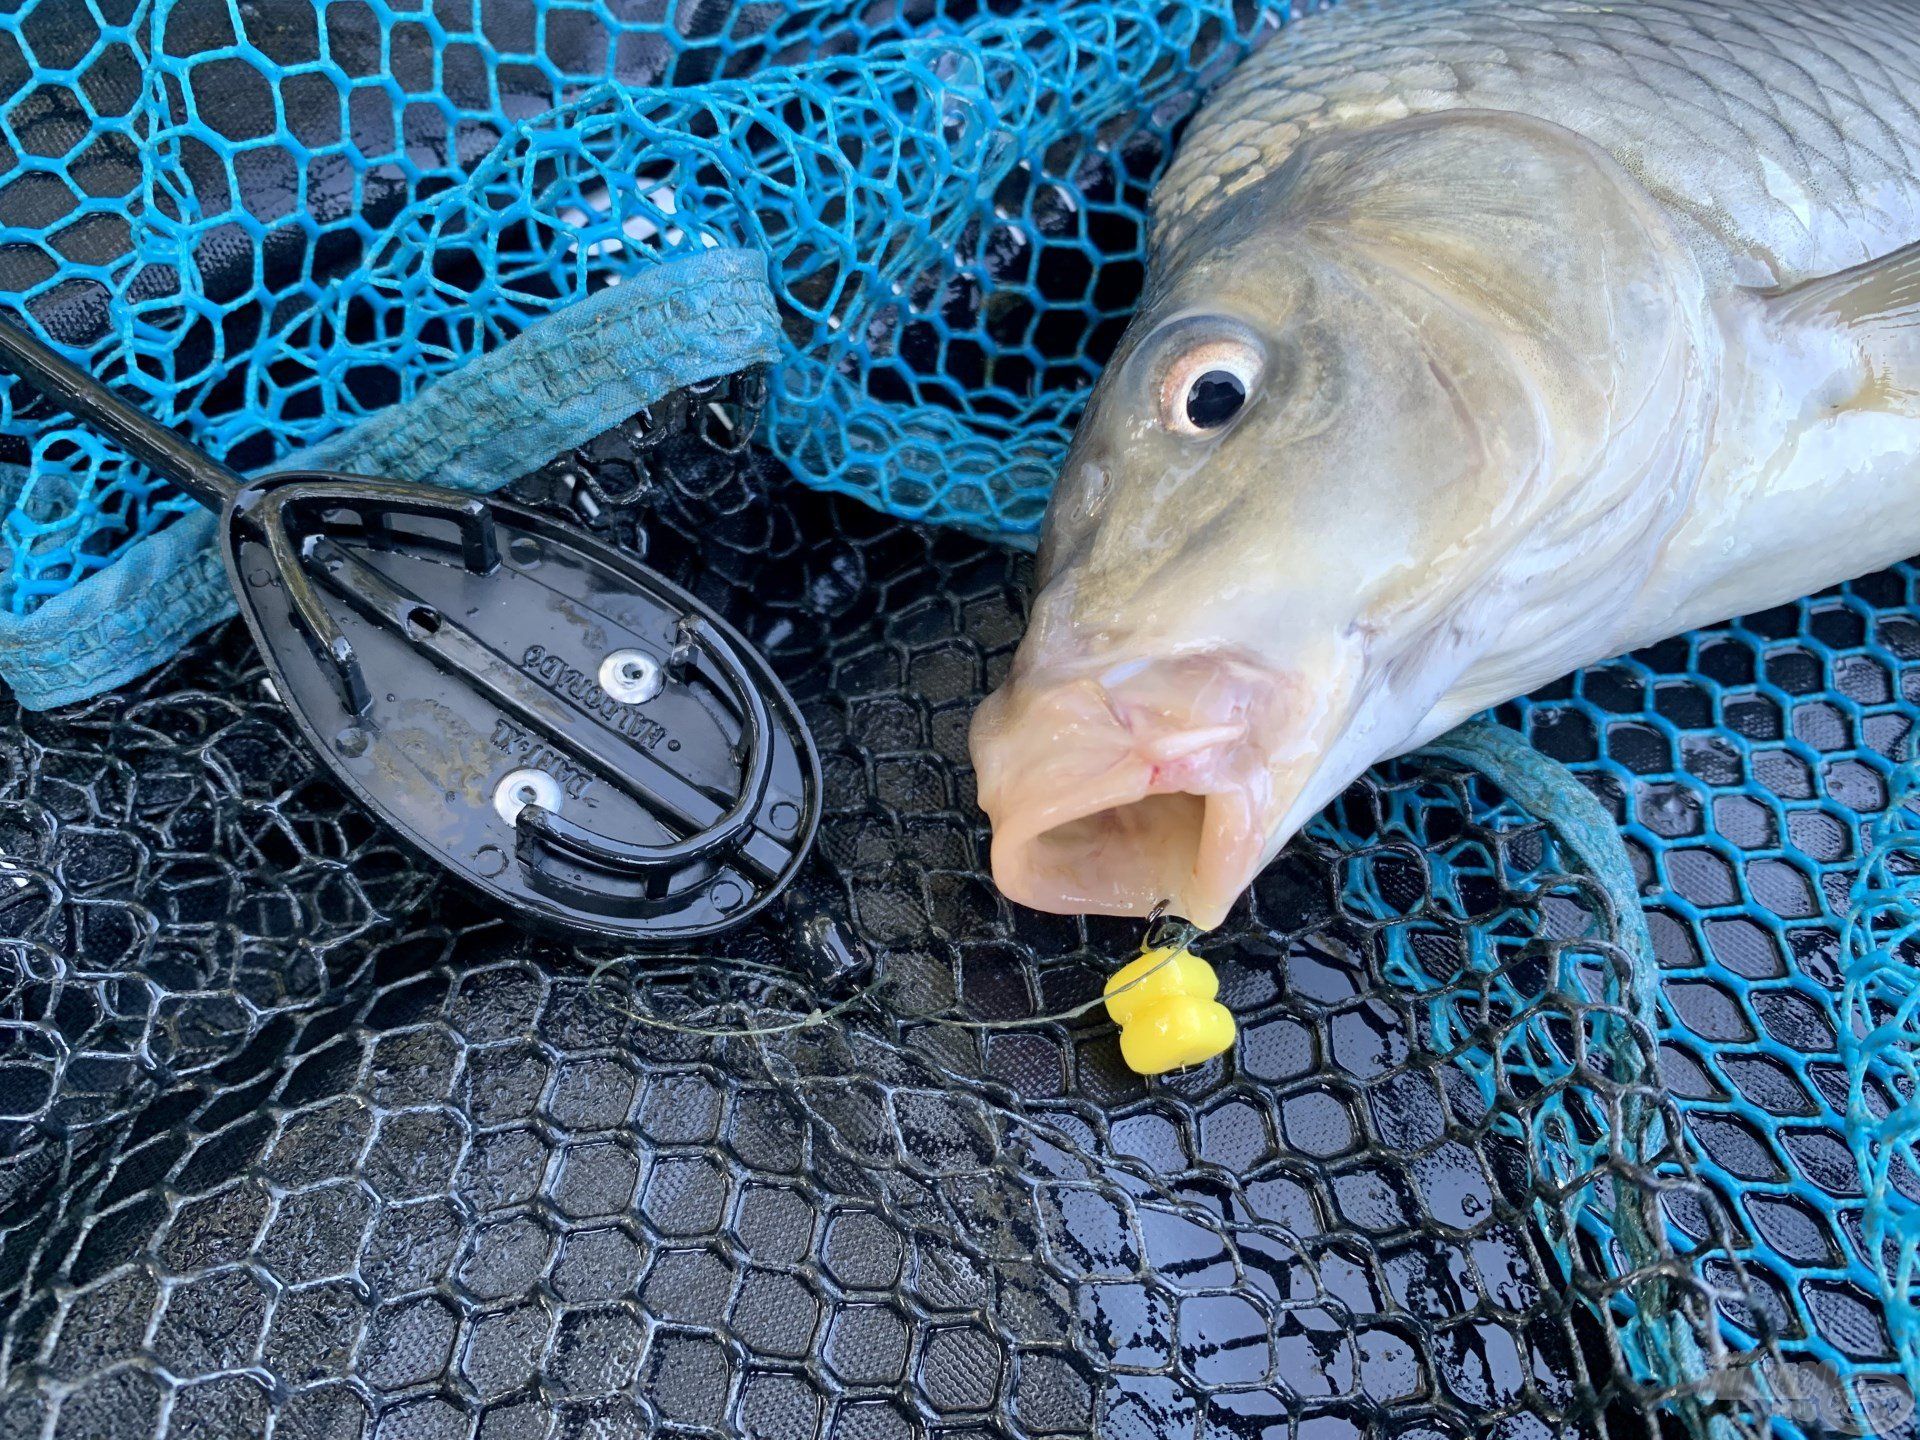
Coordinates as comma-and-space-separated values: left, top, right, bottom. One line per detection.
0, 372, 1811, 1440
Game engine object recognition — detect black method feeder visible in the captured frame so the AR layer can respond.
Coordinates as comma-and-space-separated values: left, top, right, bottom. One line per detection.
0, 321, 821, 944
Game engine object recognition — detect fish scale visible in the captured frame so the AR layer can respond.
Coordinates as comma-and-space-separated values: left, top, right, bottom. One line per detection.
1156, 0, 1920, 289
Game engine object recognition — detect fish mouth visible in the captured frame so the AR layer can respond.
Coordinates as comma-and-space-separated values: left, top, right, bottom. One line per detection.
969, 655, 1295, 930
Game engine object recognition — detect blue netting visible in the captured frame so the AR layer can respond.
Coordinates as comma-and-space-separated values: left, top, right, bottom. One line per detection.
0, 0, 1273, 641
1843, 766, 1920, 1394
1496, 570, 1920, 1435
1313, 563, 1920, 1435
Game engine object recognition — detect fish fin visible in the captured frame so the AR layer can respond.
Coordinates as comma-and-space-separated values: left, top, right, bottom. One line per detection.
1767, 240, 1920, 403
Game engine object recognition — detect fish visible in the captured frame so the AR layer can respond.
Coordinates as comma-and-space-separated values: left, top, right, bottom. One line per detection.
969, 0, 1920, 929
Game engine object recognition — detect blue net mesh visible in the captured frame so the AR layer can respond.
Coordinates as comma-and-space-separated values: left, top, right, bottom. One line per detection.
3, 0, 1920, 1431
0, 0, 1274, 624
1331, 564, 1920, 1434
1843, 764, 1920, 1398
1494, 569, 1920, 1433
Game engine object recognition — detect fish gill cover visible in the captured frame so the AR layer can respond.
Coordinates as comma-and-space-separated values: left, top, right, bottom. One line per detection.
0, 1, 1911, 1438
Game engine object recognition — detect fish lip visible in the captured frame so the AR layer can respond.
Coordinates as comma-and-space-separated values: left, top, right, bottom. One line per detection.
970, 665, 1277, 929
982, 757, 1267, 930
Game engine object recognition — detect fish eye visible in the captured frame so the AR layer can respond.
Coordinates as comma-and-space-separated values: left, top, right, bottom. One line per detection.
1159, 337, 1262, 437
1187, 370, 1245, 428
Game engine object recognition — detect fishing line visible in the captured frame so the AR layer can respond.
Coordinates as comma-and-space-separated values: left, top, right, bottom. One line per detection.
581, 905, 1202, 1039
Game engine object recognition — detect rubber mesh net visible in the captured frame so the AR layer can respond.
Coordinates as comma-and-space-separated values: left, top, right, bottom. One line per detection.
1, 1, 1918, 1438
0, 379, 1781, 1440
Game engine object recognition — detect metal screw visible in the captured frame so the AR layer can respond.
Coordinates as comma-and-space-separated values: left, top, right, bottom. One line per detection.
494, 768, 561, 826
599, 648, 663, 704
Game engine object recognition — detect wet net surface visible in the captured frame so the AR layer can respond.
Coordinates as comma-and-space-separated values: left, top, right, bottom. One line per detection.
1, 2, 1916, 1436
0, 377, 1813, 1440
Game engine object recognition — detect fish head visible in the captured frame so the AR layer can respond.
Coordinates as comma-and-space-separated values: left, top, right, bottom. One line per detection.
972, 111, 1707, 928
